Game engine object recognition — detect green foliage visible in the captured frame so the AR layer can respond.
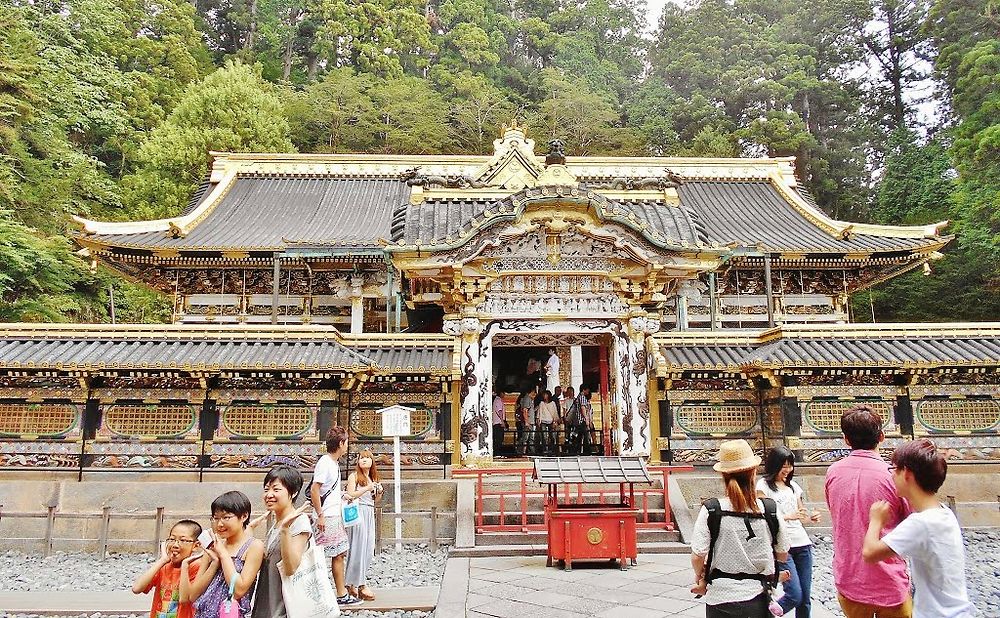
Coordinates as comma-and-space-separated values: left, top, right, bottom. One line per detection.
530, 69, 636, 156
6, 0, 1000, 323
366, 75, 453, 153
647, 0, 874, 219
856, 247, 1000, 322
873, 128, 953, 225
123, 61, 295, 218
0, 210, 95, 322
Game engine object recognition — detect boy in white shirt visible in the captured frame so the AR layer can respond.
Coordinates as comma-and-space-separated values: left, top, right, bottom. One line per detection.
862, 439, 974, 618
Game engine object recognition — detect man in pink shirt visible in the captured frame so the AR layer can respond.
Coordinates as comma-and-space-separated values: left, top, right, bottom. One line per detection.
825, 405, 911, 618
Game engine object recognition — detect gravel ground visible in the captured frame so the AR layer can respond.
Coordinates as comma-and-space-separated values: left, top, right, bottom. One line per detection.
812, 531, 989, 617
0, 545, 445, 618
6, 530, 996, 617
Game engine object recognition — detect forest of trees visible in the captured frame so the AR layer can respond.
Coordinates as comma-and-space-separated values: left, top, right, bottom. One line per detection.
1, 0, 998, 323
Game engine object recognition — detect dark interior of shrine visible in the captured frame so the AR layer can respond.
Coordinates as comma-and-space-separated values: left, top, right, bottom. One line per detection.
493, 346, 549, 397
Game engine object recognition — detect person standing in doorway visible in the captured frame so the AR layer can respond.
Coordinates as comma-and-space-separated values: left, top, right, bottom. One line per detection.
552, 386, 563, 454
515, 386, 537, 456
567, 386, 594, 455
825, 406, 911, 618
537, 390, 558, 455
544, 348, 560, 396
492, 389, 507, 458
560, 387, 575, 453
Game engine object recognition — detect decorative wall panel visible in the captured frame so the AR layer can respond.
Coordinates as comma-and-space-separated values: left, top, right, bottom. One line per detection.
86, 441, 200, 468
803, 400, 892, 434
350, 405, 433, 439
675, 403, 756, 435
915, 399, 1000, 433
0, 440, 81, 468
0, 403, 80, 438
220, 403, 314, 439
103, 404, 197, 439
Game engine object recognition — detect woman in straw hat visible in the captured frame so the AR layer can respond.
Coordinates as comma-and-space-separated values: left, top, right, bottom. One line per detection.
690, 439, 790, 617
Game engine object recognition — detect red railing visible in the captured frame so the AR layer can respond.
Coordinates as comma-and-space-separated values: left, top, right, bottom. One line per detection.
452, 464, 693, 534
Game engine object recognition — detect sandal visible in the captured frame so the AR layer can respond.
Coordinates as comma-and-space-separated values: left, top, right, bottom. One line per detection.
358, 586, 376, 601
346, 586, 358, 599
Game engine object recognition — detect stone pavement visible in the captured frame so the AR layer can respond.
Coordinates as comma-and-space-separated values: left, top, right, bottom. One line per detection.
439, 554, 840, 618
0, 586, 438, 615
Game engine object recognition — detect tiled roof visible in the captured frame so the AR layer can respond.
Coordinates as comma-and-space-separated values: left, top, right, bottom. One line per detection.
0, 337, 375, 372
350, 342, 455, 374
678, 181, 942, 252
661, 345, 759, 371
392, 198, 495, 244
744, 336, 1000, 368
178, 177, 216, 217
392, 197, 707, 247
0, 326, 458, 376
89, 176, 409, 251
656, 325, 1000, 371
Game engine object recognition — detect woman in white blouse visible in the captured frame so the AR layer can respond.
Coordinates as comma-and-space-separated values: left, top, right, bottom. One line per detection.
536, 390, 558, 455
756, 446, 820, 617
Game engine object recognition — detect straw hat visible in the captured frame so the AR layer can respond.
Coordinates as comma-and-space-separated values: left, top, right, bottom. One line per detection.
713, 439, 762, 473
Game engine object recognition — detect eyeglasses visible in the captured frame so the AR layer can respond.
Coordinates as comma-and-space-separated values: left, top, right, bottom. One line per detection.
210, 514, 238, 524
165, 537, 195, 545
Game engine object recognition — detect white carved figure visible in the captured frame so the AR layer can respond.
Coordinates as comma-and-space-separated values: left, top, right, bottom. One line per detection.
460, 317, 483, 334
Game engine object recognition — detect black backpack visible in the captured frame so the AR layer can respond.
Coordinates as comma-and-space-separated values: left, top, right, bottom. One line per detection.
703, 497, 781, 589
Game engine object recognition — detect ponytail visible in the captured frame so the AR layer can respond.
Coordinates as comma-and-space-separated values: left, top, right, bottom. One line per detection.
723, 469, 759, 513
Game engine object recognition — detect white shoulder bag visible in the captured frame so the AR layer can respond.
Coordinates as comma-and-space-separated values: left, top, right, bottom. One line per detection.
277, 536, 341, 618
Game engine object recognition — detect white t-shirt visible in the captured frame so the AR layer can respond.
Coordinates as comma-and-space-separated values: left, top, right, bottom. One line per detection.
756, 478, 811, 549
882, 505, 974, 618
691, 497, 790, 605
312, 453, 342, 517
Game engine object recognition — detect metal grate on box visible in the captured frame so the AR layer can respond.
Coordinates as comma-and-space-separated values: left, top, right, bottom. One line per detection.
533, 456, 652, 485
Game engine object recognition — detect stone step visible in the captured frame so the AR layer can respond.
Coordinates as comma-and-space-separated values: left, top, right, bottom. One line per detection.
450, 541, 690, 558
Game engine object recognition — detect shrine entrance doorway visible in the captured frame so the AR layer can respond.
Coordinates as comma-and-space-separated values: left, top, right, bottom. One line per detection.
490, 332, 613, 458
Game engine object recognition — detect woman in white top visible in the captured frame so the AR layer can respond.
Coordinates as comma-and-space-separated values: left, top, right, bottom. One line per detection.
756, 446, 820, 618
536, 390, 558, 455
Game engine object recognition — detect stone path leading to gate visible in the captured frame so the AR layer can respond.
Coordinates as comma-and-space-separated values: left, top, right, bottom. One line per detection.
440, 554, 841, 618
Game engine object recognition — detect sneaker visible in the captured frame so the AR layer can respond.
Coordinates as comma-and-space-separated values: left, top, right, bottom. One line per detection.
768, 600, 784, 617
337, 594, 363, 606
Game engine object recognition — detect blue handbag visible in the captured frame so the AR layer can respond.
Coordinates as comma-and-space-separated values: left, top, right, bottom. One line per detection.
342, 500, 360, 527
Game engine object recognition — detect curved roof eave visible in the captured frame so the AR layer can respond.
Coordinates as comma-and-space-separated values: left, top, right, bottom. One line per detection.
386, 186, 725, 257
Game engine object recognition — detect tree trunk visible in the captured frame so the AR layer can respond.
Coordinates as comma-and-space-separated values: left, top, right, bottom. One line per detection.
281, 6, 302, 82
244, 0, 259, 50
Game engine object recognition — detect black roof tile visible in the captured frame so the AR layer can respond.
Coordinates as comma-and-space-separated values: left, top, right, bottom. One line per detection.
678, 181, 940, 252
90, 176, 409, 251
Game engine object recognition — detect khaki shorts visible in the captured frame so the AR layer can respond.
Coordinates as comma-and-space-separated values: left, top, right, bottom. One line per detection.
837, 592, 913, 618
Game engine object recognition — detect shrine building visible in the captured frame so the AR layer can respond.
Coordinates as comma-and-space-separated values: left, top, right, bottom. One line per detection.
1, 124, 999, 475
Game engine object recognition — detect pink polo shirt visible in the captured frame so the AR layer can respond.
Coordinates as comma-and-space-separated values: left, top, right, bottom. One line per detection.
825, 449, 910, 607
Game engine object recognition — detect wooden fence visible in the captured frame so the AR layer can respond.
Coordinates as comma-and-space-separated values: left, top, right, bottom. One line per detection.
0, 505, 455, 558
